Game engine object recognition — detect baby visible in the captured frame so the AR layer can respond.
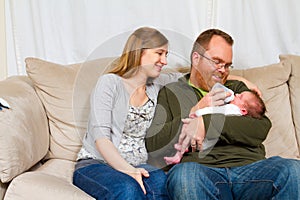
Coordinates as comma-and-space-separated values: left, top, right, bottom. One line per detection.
164, 85, 266, 165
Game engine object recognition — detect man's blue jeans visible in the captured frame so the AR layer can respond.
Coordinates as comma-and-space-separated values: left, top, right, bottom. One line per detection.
73, 162, 169, 200
166, 156, 300, 200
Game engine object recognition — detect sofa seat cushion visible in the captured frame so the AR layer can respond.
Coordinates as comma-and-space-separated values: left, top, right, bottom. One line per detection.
4, 159, 94, 200
4, 172, 94, 200
35, 159, 76, 180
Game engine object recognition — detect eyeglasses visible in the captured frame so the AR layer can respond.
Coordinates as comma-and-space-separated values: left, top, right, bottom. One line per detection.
199, 53, 233, 70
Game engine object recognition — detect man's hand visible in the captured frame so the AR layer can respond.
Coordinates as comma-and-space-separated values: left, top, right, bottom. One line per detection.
178, 116, 205, 154
190, 87, 231, 113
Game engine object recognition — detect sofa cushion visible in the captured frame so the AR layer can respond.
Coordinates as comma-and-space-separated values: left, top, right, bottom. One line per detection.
4, 172, 93, 200
231, 56, 299, 159
24, 55, 300, 162
26, 57, 116, 161
281, 54, 300, 153
0, 181, 8, 200
0, 76, 49, 183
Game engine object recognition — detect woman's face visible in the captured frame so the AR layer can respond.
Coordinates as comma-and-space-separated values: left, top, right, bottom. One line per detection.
140, 44, 168, 78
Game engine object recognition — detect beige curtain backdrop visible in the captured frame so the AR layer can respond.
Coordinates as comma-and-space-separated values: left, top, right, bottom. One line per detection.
0, 0, 7, 80
4, 0, 300, 77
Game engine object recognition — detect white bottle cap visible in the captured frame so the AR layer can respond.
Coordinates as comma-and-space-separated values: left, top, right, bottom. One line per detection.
211, 83, 234, 103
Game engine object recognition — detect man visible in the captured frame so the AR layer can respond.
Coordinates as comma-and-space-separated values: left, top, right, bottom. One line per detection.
146, 29, 300, 199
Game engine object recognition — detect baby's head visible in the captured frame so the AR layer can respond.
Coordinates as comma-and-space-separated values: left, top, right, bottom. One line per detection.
230, 90, 266, 119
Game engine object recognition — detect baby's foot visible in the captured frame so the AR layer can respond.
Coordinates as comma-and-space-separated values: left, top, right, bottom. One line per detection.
164, 152, 182, 165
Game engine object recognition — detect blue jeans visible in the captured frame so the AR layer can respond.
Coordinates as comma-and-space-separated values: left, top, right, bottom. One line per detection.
73, 162, 169, 200
166, 156, 300, 200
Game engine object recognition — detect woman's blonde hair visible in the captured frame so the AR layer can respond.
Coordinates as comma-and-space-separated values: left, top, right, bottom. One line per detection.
108, 27, 168, 78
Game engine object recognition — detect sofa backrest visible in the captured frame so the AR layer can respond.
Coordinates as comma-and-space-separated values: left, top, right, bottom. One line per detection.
26, 57, 117, 161
25, 54, 300, 162
284, 55, 300, 156
231, 54, 300, 159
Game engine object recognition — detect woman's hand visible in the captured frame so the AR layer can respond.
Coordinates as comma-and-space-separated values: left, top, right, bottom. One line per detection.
126, 168, 149, 194
96, 138, 149, 194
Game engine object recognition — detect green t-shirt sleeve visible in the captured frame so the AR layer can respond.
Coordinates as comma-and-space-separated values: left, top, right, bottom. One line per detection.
202, 114, 271, 147
146, 86, 182, 152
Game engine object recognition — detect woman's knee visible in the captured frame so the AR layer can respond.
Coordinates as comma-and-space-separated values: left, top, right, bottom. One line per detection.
73, 167, 145, 199
118, 180, 145, 198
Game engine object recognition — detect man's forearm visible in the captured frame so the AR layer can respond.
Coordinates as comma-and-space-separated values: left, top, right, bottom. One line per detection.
202, 114, 272, 146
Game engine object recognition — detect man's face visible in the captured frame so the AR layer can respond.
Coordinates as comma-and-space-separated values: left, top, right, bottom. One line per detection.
190, 35, 233, 91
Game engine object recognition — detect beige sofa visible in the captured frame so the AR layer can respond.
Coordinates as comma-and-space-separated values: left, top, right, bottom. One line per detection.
0, 54, 299, 200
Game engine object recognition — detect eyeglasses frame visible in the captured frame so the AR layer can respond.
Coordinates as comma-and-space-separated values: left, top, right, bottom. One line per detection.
199, 53, 234, 70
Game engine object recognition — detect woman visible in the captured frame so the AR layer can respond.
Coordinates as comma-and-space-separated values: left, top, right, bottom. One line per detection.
73, 27, 259, 200
73, 27, 177, 200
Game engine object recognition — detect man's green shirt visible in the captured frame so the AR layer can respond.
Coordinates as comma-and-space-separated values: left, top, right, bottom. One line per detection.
146, 74, 271, 169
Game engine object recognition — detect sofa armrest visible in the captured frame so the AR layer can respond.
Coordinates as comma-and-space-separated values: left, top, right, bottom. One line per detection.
0, 76, 49, 183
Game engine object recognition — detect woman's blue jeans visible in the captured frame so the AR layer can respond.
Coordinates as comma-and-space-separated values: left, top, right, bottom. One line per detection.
166, 156, 300, 200
73, 162, 169, 200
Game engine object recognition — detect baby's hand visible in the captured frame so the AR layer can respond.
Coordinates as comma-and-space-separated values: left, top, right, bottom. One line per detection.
174, 143, 189, 152
189, 113, 197, 118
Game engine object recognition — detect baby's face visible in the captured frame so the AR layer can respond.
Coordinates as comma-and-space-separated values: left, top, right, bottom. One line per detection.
231, 91, 255, 109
